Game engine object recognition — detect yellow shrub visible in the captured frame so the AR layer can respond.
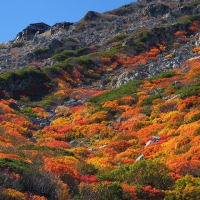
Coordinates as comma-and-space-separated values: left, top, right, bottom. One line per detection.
1, 188, 26, 200
192, 46, 200, 54
165, 54, 174, 59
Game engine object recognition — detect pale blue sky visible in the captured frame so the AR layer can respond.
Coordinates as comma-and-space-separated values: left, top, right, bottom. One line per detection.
0, 0, 135, 42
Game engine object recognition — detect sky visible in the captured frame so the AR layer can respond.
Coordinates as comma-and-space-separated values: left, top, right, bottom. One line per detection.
0, 0, 135, 42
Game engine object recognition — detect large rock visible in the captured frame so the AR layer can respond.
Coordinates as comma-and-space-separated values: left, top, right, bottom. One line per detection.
51, 22, 73, 34
143, 3, 170, 17
16, 23, 50, 41
83, 11, 102, 21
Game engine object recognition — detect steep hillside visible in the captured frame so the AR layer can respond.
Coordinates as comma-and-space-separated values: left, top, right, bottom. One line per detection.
0, 0, 200, 199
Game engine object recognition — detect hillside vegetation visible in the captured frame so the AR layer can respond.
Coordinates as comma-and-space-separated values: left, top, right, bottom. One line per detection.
1, 0, 200, 199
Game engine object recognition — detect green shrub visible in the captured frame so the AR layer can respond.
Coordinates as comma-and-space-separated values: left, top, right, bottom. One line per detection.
22, 107, 37, 118
107, 34, 127, 44
0, 158, 32, 174
76, 47, 90, 55
97, 183, 124, 200
18, 144, 74, 156
164, 175, 200, 200
47, 45, 121, 76
0, 67, 50, 99
176, 82, 200, 99
12, 42, 24, 48
78, 163, 98, 175
0, 45, 8, 49
141, 93, 162, 106
89, 80, 141, 106
44, 60, 73, 74
149, 71, 179, 81
128, 29, 153, 52
52, 48, 91, 62
176, 14, 200, 26
187, 0, 200, 8
34, 48, 49, 55
52, 50, 77, 61
99, 159, 173, 190
34, 95, 56, 108
0, 67, 45, 82
97, 45, 121, 58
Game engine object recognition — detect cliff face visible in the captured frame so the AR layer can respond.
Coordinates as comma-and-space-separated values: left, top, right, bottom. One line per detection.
1, 0, 200, 199
0, 0, 198, 73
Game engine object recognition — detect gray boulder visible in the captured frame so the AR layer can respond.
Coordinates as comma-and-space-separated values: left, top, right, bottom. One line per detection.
16, 23, 50, 41
135, 154, 144, 162
89, 148, 99, 153
143, 3, 170, 17
69, 140, 79, 147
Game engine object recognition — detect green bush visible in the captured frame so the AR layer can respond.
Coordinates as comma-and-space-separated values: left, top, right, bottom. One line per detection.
0, 67, 51, 99
128, 29, 153, 52
18, 144, 74, 156
187, 0, 200, 8
47, 45, 121, 76
22, 107, 37, 118
12, 42, 24, 48
0, 67, 45, 82
34, 48, 49, 55
0, 45, 8, 49
97, 183, 124, 200
149, 71, 179, 81
107, 34, 127, 44
99, 159, 173, 190
176, 82, 200, 99
141, 93, 162, 106
52, 47, 91, 62
44, 60, 73, 74
164, 175, 200, 200
97, 45, 121, 58
0, 158, 32, 174
78, 163, 98, 175
176, 14, 200, 26
52, 50, 77, 61
32, 94, 56, 108
89, 80, 141, 106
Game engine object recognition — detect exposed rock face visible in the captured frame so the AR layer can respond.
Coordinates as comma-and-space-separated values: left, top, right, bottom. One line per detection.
0, 0, 200, 96
51, 22, 73, 33
16, 23, 50, 41
143, 3, 170, 17
83, 11, 102, 21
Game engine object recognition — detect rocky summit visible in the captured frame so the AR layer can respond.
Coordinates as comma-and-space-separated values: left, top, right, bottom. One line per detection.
0, 0, 200, 199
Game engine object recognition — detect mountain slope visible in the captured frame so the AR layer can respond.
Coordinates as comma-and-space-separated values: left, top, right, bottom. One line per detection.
0, 0, 200, 199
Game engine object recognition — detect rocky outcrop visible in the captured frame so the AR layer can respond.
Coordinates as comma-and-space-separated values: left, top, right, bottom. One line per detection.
83, 11, 102, 21
143, 3, 170, 17
0, 0, 199, 92
16, 23, 50, 41
0, 68, 51, 99
51, 22, 73, 34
